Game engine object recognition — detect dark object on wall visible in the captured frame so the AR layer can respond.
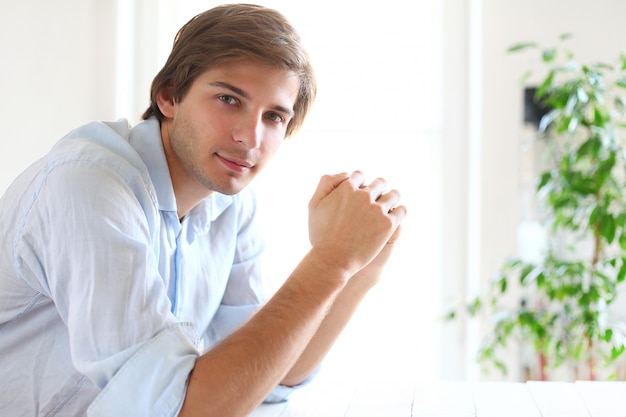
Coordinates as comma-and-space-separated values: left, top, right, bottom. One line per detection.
523, 86, 551, 128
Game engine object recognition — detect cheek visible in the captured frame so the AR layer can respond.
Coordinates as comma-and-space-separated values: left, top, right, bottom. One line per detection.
252, 136, 283, 173
262, 135, 284, 160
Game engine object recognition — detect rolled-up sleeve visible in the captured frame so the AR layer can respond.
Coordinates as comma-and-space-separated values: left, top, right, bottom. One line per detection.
88, 324, 198, 417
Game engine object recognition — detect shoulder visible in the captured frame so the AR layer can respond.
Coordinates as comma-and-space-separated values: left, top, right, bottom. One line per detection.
43, 120, 157, 202
4, 120, 161, 233
51, 120, 147, 175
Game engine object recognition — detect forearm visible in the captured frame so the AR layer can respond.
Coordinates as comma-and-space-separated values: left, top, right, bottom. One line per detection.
282, 235, 399, 386
178, 247, 350, 417
280, 271, 378, 386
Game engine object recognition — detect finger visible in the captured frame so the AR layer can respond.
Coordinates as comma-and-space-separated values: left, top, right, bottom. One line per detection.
376, 188, 402, 211
388, 204, 408, 224
346, 170, 366, 190
309, 172, 349, 207
363, 177, 388, 199
387, 223, 404, 244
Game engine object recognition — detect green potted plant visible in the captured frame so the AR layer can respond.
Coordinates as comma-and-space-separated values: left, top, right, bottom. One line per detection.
451, 35, 626, 381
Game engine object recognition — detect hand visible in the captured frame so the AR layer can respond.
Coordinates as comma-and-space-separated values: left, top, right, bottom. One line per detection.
351, 223, 403, 288
308, 171, 407, 277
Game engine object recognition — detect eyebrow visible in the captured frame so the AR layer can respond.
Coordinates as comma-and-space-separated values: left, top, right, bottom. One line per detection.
210, 81, 295, 117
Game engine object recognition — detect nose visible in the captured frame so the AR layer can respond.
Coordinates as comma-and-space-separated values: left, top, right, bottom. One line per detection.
232, 113, 263, 149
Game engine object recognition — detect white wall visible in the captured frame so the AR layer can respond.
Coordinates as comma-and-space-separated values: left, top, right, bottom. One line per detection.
0, 0, 118, 192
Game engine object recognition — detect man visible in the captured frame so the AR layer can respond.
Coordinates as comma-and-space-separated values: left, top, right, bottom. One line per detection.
0, 4, 406, 416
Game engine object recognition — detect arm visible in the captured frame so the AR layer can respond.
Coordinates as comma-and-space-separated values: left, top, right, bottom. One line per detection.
179, 171, 406, 417
280, 176, 404, 386
279, 231, 401, 386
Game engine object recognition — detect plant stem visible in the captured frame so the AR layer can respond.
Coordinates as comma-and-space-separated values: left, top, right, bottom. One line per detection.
539, 351, 548, 381
587, 335, 596, 380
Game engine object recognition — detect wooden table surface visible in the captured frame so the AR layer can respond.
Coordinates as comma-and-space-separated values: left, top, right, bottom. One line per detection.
250, 378, 626, 416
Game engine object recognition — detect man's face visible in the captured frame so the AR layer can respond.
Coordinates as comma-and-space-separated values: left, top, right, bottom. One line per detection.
159, 59, 300, 202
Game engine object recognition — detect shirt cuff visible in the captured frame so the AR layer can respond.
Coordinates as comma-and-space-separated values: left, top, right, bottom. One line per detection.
88, 323, 199, 417
263, 366, 321, 403
206, 304, 259, 346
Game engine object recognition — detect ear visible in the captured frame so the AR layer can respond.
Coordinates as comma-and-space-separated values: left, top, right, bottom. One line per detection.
156, 86, 176, 118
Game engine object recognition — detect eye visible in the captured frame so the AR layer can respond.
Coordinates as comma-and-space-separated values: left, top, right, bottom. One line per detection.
265, 112, 285, 124
219, 94, 238, 105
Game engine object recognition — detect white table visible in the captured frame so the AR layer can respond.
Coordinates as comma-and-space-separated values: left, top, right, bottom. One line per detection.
250, 378, 626, 416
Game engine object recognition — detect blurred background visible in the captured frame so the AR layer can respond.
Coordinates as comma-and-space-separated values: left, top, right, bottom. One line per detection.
2, 0, 626, 384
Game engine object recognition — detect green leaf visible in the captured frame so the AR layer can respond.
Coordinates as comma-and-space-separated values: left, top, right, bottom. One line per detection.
567, 116, 579, 134
589, 205, 601, 225
593, 107, 607, 127
597, 152, 617, 184
600, 214, 615, 243
537, 171, 552, 191
508, 42, 538, 53
519, 70, 534, 84
498, 275, 508, 293
543, 47, 557, 62
559, 33, 573, 42
520, 265, 542, 285
617, 259, 626, 283
618, 213, 626, 229
594, 62, 614, 72
494, 360, 507, 375
564, 93, 578, 116
537, 71, 555, 97
538, 110, 558, 133
611, 344, 625, 360
616, 77, 626, 89
468, 297, 482, 316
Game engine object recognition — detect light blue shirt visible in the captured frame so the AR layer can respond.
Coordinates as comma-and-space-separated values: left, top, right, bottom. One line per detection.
0, 118, 299, 416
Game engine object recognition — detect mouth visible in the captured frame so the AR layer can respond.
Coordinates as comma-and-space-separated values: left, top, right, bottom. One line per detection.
217, 153, 254, 173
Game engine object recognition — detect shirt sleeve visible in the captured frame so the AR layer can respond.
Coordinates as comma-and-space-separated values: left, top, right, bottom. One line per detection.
263, 368, 320, 403
87, 324, 198, 417
14, 157, 196, 417
205, 189, 318, 404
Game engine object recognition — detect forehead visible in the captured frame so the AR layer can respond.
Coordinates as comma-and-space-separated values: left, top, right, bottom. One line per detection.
198, 59, 299, 95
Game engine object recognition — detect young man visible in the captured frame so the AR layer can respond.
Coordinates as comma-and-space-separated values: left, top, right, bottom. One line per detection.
0, 4, 406, 416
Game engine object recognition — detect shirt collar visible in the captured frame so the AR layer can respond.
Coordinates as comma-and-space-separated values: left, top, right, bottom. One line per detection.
128, 117, 233, 234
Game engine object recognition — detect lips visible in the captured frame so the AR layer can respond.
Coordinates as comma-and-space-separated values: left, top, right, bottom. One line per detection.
217, 153, 254, 172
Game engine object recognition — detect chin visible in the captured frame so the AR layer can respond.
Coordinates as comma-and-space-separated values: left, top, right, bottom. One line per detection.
200, 172, 253, 196
212, 181, 248, 196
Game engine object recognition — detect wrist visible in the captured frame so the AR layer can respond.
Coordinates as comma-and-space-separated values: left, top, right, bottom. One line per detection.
304, 245, 356, 286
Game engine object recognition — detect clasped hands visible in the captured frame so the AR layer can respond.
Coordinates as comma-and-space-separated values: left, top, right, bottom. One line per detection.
308, 171, 407, 280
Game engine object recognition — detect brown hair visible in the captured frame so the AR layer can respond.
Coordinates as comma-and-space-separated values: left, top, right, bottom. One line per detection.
142, 3, 316, 138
